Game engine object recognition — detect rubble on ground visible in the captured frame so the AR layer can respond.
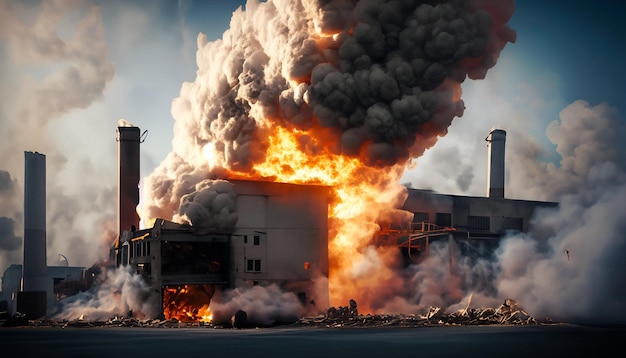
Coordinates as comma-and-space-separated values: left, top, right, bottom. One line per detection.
1, 298, 547, 329
296, 298, 542, 328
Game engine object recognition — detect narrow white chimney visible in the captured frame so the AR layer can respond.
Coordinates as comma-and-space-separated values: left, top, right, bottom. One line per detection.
486, 128, 506, 199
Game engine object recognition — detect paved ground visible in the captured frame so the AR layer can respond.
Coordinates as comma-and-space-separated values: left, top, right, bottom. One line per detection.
0, 324, 623, 357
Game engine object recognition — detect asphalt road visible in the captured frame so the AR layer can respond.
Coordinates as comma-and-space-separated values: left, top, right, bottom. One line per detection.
0, 324, 623, 357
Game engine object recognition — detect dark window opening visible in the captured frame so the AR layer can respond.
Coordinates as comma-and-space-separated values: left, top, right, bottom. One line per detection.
297, 292, 306, 305
468, 216, 490, 231
253, 235, 260, 245
136, 263, 151, 278
244, 235, 248, 244
412, 212, 429, 224
436, 213, 452, 227
502, 217, 524, 232
246, 259, 262, 273
161, 241, 229, 276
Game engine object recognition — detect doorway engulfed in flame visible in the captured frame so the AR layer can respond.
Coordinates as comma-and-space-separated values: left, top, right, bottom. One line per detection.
162, 284, 216, 322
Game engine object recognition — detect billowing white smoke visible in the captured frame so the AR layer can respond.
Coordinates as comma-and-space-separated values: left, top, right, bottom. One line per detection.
494, 100, 626, 325
139, 0, 516, 223
51, 266, 158, 321
385, 100, 626, 325
0, 0, 116, 276
134, 0, 516, 321
174, 179, 238, 229
209, 284, 303, 325
376, 239, 499, 315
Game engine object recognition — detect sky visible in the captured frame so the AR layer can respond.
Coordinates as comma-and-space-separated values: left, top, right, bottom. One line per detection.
0, 0, 625, 323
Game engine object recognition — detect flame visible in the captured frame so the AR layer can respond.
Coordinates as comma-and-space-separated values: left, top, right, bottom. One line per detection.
224, 125, 412, 313
163, 284, 215, 322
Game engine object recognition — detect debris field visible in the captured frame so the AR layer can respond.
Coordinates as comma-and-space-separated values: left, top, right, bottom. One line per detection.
1, 298, 549, 329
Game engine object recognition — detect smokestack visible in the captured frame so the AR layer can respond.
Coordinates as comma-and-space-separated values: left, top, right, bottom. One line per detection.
486, 128, 506, 199
19, 151, 48, 318
116, 126, 141, 243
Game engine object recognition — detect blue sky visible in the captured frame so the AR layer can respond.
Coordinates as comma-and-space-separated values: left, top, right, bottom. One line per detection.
1, 0, 625, 269
507, 0, 625, 115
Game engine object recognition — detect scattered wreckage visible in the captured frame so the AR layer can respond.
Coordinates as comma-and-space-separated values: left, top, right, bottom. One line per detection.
296, 298, 542, 328
1, 298, 546, 329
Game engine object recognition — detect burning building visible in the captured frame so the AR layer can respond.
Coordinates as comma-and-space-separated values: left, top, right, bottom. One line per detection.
397, 129, 557, 261
111, 122, 555, 323
117, 180, 330, 322
111, 0, 526, 321
113, 125, 329, 321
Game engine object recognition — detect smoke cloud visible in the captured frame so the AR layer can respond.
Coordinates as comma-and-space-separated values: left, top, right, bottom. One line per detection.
51, 265, 158, 321
209, 283, 303, 326
159, 0, 515, 174
0, 170, 22, 275
174, 179, 238, 229
0, 218, 22, 251
137, 0, 516, 319
494, 100, 626, 325
0, 0, 116, 277
384, 100, 626, 325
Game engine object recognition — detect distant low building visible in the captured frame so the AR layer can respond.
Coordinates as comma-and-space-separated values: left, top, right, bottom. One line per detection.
0, 264, 86, 316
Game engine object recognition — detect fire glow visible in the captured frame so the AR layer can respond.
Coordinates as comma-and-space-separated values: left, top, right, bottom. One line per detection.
140, 0, 517, 321
222, 124, 413, 312
163, 285, 215, 322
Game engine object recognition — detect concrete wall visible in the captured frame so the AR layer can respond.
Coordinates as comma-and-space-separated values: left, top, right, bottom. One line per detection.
403, 189, 558, 237
230, 180, 330, 309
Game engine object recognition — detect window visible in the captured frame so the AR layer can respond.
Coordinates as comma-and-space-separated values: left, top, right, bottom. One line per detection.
246, 259, 262, 272
412, 212, 429, 224
253, 235, 260, 245
468, 216, 490, 231
161, 241, 230, 276
136, 263, 151, 278
436, 213, 452, 227
502, 217, 524, 232
244, 235, 248, 244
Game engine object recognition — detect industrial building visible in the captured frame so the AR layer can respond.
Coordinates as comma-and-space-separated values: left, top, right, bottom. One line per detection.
115, 180, 330, 321
112, 125, 330, 320
0, 264, 88, 317
388, 128, 557, 261
2, 125, 557, 321
110, 126, 556, 320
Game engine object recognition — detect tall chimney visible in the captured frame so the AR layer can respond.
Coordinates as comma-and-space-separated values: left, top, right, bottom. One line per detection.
19, 151, 48, 318
116, 126, 141, 244
486, 128, 506, 199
